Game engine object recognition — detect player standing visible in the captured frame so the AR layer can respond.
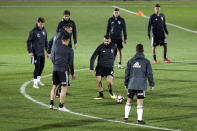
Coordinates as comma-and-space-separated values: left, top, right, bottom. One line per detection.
90, 35, 117, 99
106, 8, 127, 68
56, 10, 77, 49
27, 17, 48, 88
49, 34, 76, 110
124, 44, 155, 124
148, 4, 170, 63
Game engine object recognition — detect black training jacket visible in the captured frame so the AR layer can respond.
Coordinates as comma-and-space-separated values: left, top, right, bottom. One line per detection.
56, 18, 77, 44
125, 53, 154, 91
148, 13, 168, 38
27, 24, 48, 56
47, 28, 72, 54
90, 42, 117, 70
50, 32, 74, 75
106, 16, 127, 40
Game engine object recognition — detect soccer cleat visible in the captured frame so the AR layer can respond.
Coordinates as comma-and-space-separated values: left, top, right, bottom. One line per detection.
33, 83, 39, 88
164, 58, 171, 63
49, 105, 54, 110
94, 96, 104, 100
123, 118, 128, 123
153, 60, 158, 63
58, 107, 70, 112
137, 120, 146, 125
118, 64, 122, 69
38, 81, 45, 86
110, 94, 116, 99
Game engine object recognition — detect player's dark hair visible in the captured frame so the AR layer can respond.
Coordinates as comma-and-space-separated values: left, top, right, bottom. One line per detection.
37, 17, 45, 23
136, 44, 144, 53
62, 34, 70, 41
64, 23, 72, 28
114, 8, 119, 11
63, 10, 70, 15
155, 4, 160, 7
104, 34, 110, 39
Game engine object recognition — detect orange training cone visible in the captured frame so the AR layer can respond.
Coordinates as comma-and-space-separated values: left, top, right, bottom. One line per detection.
136, 11, 144, 16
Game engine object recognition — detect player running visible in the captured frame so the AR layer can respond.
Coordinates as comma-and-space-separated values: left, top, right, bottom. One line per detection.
124, 44, 155, 124
106, 8, 127, 68
49, 34, 76, 111
27, 17, 48, 88
148, 4, 170, 63
90, 35, 117, 99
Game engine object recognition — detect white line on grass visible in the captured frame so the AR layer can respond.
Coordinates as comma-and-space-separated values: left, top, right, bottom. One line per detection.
112, 6, 197, 34
20, 68, 181, 131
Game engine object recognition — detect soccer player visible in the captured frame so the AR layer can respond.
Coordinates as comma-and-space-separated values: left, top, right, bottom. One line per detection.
47, 24, 72, 97
49, 34, 76, 111
124, 44, 155, 124
148, 4, 170, 63
27, 17, 48, 89
106, 8, 127, 69
90, 35, 117, 99
56, 10, 77, 49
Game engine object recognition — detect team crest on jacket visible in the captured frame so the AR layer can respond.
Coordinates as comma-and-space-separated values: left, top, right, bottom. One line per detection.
37, 33, 40, 38
111, 49, 114, 53
161, 17, 163, 21
42, 31, 45, 36
118, 21, 121, 24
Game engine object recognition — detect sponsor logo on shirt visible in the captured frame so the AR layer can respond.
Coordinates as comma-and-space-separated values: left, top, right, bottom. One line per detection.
102, 50, 106, 53
133, 62, 141, 68
37, 33, 40, 38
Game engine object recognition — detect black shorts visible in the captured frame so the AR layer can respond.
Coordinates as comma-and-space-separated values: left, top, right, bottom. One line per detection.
95, 66, 114, 78
127, 89, 145, 99
111, 39, 123, 49
53, 71, 70, 86
152, 36, 167, 46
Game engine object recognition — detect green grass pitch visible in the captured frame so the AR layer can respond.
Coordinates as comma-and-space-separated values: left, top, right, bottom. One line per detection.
0, 1, 197, 131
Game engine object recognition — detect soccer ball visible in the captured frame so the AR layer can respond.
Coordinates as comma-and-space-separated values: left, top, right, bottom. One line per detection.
115, 95, 124, 104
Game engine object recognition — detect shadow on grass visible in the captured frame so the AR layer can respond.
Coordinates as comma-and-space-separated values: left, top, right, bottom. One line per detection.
14, 119, 100, 131
147, 113, 197, 122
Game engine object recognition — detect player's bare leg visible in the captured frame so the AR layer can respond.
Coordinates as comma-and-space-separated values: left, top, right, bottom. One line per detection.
137, 99, 146, 124
163, 44, 170, 63
94, 76, 104, 99
60, 86, 67, 104
49, 85, 58, 109
124, 98, 133, 122
118, 48, 123, 68
106, 75, 115, 99
152, 46, 157, 63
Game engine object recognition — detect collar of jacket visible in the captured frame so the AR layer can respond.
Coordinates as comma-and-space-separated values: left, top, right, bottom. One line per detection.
113, 15, 120, 19
62, 18, 71, 22
35, 24, 44, 31
103, 42, 112, 48
134, 53, 145, 59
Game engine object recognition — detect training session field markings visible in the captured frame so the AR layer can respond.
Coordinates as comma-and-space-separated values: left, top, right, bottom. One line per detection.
20, 68, 181, 131
17, 4, 197, 131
